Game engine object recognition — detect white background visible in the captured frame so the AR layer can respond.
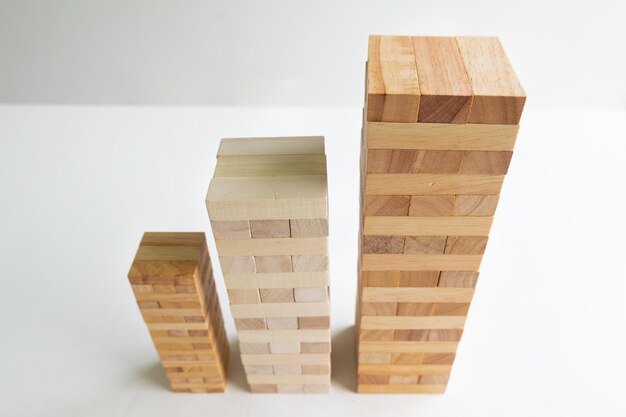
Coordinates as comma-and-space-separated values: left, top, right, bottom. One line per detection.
1, 1, 626, 416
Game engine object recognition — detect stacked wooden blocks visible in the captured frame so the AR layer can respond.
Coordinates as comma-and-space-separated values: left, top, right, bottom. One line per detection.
128, 232, 229, 392
206, 137, 331, 394
356, 36, 525, 393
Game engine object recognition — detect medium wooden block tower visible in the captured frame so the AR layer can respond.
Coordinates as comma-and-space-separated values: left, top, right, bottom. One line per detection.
128, 232, 229, 392
356, 36, 525, 393
206, 137, 331, 394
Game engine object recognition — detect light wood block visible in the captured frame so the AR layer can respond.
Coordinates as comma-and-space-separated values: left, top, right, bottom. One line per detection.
363, 216, 493, 236
218, 136, 325, 156
365, 174, 504, 196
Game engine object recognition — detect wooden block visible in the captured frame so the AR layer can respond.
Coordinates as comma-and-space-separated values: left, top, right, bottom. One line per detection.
432, 303, 471, 316
412, 150, 463, 174
359, 353, 392, 364
259, 288, 294, 303
367, 122, 519, 151
362, 235, 405, 254
453, 195, 499, 216
389, 375, 419, 384
445, 236, 488, 254
419, 375, 450, 385
228, 289, 260, 304
304, 384, 330, 393
408, 196, 454, 216
273, 364, 302, 375
234, 318, 267, 331
255, 256, 293, 273
412, 37, 473, 123
216, 237, 326, 256
393, 330, 429, 341
300, 342, 330, 353
364, 196, 410, 216
218, 136, 325, 156
298, 316, 330, 329
249, 220, 291, 238
277, 384, 304, 393
359, 341, 458, 353
215, 154, 327, 177
361, 302, 398, 316
362, 287, 474, 303
461, 151, 513, 174
361, 271, 401, 287
427, 329, 464, 341
302, 364, 330, 375
358, 375, 390, 385
397, 302, 433, 316
211, 220, 250, 240
456, 37, 526, 124
224, 271, 328, 289
391, 353, 424, 365
128, 232, 228, 393
359, 330, 395, 342
366, 149, 416, 173
239, 330, 330, 343
241, 353, 329, 366
362, 254, 482, 271
219, 256, 256, 274
294, 287, 328, 302
290, 218, 328, 238
358, 384, 446, 394
248, 374, 329, 385
404, 236, 446, 254
438, 271, 479, 287
361, 316, 466, 330
399, 271, 440, 287
367, 35, 420, 122
250, 384, 278, 393
270, 343, 300, 354
292, 255, 328, 272
363, 216, 493, 236
244, 365, 273, 375
266, 317, 298, 330
358, 364, 452, 376
230, 302, 329, 318
423, 353, 456, 365
365, 174, 504, 196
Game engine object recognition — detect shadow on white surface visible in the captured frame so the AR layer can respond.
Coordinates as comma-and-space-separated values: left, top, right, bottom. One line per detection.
331, 326, 357, 392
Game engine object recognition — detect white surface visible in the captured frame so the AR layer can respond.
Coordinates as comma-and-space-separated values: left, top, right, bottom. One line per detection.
0, 106, 625, 416
0, 0, 625, 110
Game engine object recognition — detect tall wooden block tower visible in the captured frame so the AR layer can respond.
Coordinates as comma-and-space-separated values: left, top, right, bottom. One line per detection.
357, 36, 525, 393
206, 137, 331, 394
128, 232, 229, 392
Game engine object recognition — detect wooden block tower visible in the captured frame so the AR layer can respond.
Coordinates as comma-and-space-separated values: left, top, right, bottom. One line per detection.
128, 232, 229, 392
357, 36, 525, 393
206, 137, 331, 394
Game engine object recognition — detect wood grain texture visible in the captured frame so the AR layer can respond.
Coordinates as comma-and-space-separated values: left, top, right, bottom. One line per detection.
453, 195, 499, 216
360, 341, 458, 353
365, 174, 504, 196
215, 154, 327, 177
224, 272, 328, 289
218, 136, 325, 156
358, 384, 446, 394
412, 37, 473, 123
367, 35, 420, 122
460, 151, 513, 174
216, 237, 327, 256
362, 254, 482, 271
362, 288, 474, 303
456, 37, 526, 124
363, 216, 493, 236
408, 196, 454, 216
364, 196, 410, 216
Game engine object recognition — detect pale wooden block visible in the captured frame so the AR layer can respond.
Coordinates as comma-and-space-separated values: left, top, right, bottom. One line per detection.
292, 255, 328, 272
445, 236, 489, 254
244, 365, 273, 375
359, 330, 394, 341
404, 236, 446, 254
428, 329, 464, 341
248, 374, 328, 385
359, 353, 392, 364
399, 271, 440, 287
361, 316, 466, 330
298, 316, 330, 329
358, 364, 452, 376
359, 341, 458, 353
219, 256, 256, 274
361, 302, 398, 316
362, 287, 474, 303
227, 289, 260, 304
304, 383, 330, 393
366, 122, 519, 151
239, 329, 330, 343
269, 342, 300, 354
240, 343, 270, 354
433, 302, 470, 316
419, 375, 450, 385
273, 364, 302, 375
358, 375, 389, 384
302, 364, 330, 375
215, 154, 327, 177
250, 384, 278, 393
453, 195, 499, 216
250, 219, 291, 238
146, 322, 208, 331
294, 287, 328, 302
234, 318, 266, 331
363, 216, 493, 236
217, 136, 325, 156
255, 256, 293, 273
397, 302, 433, 316
266, 317, 298, 330
131, 284, 153, 293
216, 237, 327, 256
290, 218, 328, 238
260, 288, 294, 303
408, 196, 454, 216
365, 174, 504, 196
224, 271, 328, 289
438, 271, 479, 287
362, 235, 405, 254
211, 220, 250, 239
301, 342, 330, 353
230, 302, 329, 318
358, 384, 446, 394
389, 375, 419, 385
361, 254, 482, 271
277, 384, 304, 393
241, 353, 329, 366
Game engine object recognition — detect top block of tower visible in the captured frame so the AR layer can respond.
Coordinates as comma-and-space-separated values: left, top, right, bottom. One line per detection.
206, 136, 328, 221
367, 36, 525, 124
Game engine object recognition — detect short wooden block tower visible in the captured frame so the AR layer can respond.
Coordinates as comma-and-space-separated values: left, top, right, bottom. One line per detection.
128, 232, 229, 392
206, 136, 331, 393
356, 36, 525, 393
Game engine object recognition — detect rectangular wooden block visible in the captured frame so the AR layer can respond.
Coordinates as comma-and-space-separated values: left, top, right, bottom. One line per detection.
363, 216, 493, 236
365, 174, 504, 196
128, 232, 228, 393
